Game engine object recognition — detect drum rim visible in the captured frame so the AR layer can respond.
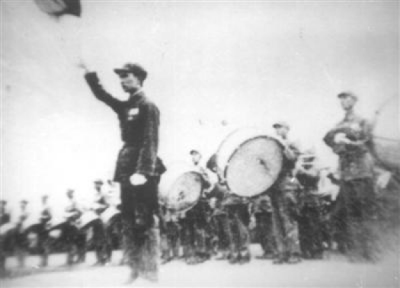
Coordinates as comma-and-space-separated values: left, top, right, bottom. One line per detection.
219, 135, 284, 196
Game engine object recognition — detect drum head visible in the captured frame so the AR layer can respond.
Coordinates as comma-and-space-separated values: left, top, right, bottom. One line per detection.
160, 163, 203, 212
220, 135, 283, 197
0, 223, 15, 236
79, 211, 99, 229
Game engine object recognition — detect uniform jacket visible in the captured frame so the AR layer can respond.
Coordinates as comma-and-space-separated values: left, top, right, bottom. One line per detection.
85, 72, 162, 180
323, 112, 374, 181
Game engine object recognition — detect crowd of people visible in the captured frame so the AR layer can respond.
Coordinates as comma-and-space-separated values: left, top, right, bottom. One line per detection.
0, 63, 397, 283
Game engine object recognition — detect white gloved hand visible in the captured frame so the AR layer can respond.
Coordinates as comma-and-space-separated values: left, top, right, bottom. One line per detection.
129, 173, 147, 186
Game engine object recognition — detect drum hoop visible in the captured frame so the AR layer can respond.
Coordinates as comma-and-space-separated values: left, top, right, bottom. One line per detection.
222, 135, 284, 195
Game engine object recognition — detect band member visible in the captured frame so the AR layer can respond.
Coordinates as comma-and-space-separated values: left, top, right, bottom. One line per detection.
251, 193, 276, 259
206, 155, 231, 261
102, 180, 123, 264
83, 62, 164, 282
92, 179, 109, 215
206, 154, 251, 264
270, 121, 302, 264
63, 189, 84, 265
295, 151, 324, 259
37, 195, 52, 267
179, 150, 212, 265
87, 179, 110, 266
222, 194, 251, 264
0, 200, 11, 274
160, 206, 180, 264
0, 200, 10, 226
14, 200, 30, 268
323, 91, 378, 262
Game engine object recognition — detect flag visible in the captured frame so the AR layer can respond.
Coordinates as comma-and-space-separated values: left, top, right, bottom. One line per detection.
34, 0, 81, 18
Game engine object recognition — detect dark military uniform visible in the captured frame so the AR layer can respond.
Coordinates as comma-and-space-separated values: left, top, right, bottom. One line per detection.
251, 193, 276, 259
0, 204, 11, 274
63, 198, 85, 265
221, 193, 251, 264
324, 112, 377, 261
86, 192, 110, 265
85, 72, 163, 280
209, 183, 231, 259
177, 164, 212, 265
270, 141, 302, 264
180, 198, 211, 264
0, 206, 10, 226
160, 207, 180, 263
14, 206, 30, 268
296, 168, 323, 259
37, 203, 52, 267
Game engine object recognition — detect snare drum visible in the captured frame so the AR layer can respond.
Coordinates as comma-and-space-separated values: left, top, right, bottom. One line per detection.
159, 162, 204, 212
79, 210, 100, 229
0, 223, 16, 236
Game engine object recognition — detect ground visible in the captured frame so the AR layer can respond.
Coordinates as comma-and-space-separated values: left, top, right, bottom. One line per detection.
1, 244, 399, 287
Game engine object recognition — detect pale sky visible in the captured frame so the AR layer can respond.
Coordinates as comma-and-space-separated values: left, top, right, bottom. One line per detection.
1, 1, 399, 213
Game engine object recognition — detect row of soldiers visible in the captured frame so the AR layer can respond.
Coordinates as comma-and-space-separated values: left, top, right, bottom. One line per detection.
159, 124, 336, 266
0, 179, 123, 272
159, 91, 384, 266
0, 91, 385, 273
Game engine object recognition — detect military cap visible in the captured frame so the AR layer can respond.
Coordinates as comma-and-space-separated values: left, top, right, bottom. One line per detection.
337, 91, 358, 101
114, 62, 148, 82
272, 121, 290, 130
189, 149, 200, 155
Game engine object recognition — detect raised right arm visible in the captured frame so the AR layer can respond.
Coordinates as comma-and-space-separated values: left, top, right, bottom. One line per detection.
84, 72, 123, 113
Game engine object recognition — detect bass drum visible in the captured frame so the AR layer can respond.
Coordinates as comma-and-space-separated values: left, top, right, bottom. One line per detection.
373, 96, 400, 172
216, 128, 284, 197
159, 162, 204, 212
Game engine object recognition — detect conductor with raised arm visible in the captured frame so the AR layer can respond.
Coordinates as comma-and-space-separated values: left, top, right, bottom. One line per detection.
82, 62, 162, 283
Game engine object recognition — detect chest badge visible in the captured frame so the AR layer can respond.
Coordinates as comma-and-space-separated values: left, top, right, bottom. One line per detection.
127, 108, 139, 120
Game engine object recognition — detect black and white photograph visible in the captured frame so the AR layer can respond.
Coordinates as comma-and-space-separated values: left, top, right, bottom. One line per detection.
1, 0, 399, 287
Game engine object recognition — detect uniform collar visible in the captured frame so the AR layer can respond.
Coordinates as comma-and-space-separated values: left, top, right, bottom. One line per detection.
344, 110, 356, 121
129, 89, 145, 104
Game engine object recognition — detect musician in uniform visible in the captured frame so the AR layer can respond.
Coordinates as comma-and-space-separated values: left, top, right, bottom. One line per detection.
191, 150, 216, 260
83, 62, 163, 282
179, 150, 212, 264
323, 91, 377, 262
208, 184, 231, 260
0, 200, 11, 275
87, 179, 110, 266
64, 189, 84, 265
251, 193, 276, 259
160, 206, 180, 264
270, 121, 302, 264
14, 200, 30, 268
206, 154, 251, 264
295, 151, 324, 259
0, 200, 10, 226
37, 195, 52, 267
